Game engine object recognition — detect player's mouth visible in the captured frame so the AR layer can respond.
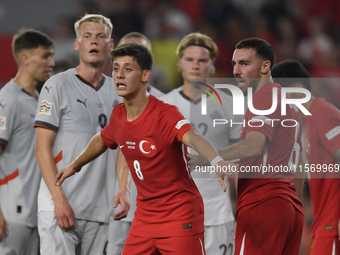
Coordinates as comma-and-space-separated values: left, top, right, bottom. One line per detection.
116, 82, 126, 89
235, 77, 246, 88
89, 49, 99, 54
189, 72, 200, 76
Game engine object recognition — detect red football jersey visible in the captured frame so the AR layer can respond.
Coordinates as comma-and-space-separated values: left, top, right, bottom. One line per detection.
237, 82, 303, 219
304, 97, 340, 238
101, 95, 204, 237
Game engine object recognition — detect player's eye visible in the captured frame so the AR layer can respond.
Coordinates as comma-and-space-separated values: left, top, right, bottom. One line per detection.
125, 68, 132, 72
113, 68, 119, 72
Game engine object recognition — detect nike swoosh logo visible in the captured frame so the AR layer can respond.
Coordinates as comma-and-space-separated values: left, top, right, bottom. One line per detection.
119, 145, 124, 149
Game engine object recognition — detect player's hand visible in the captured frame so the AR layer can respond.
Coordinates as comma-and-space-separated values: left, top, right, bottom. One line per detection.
216, 159, 239, 192
55, 163, 81, 186
0, 208, 7, 241
113, 189, 130, 220
54, 198, 75, 232
188, 154, 209, 172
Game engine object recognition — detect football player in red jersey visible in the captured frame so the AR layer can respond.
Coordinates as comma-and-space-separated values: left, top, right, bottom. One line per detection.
55, 42, 238, 255
191, 38, 305, 255
272, 59, 340, 255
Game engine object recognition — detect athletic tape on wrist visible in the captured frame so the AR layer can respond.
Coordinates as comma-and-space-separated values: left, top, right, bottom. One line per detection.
210, 156, 223, 166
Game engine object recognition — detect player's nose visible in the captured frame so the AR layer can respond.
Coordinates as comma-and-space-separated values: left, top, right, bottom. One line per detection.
233, 64, 241, 76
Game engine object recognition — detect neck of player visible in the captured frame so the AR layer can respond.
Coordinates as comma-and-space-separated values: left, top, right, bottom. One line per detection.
182, 78, 207, 101
76, 63, 104, 87
14, 69, 38, 97
124, 85, 150, 122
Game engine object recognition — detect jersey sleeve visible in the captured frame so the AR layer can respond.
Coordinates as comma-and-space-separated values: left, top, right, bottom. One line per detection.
34, 76, 63, 131
315, 107, 340, 155
0, 93, 18, 146
158, 104, 192, 144
100, 108, 118, 150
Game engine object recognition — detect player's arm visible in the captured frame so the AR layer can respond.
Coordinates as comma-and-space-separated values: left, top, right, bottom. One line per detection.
294, 152, 305, 199
0, 207, 6, 241
55, 133, 108, 185
190, 131, 267, 169
35, 127, 75, 231
112, 149, 131, 220
182, 129, 239, 191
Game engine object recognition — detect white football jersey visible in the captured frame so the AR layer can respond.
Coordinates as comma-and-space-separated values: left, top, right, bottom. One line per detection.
0, 80, 41, 227
34, 68, 122, 223
160, 87, 243, 225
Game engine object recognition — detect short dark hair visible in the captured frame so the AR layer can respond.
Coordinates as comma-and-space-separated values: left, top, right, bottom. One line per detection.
271, 59, 311, 92
12, 28, 54, 63
109, 42, 153, 71
235, 38, 275, 69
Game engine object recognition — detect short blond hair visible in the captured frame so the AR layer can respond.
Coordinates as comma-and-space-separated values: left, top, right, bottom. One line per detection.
74, 14, 113, 38
176, 32, 218, 60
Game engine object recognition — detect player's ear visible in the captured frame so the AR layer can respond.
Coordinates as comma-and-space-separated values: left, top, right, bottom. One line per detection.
142, 70, 151, 82
21, 51, 30, 66
109, 39, 114, 51
74, 38, 79, 51
261, 60, 271, 75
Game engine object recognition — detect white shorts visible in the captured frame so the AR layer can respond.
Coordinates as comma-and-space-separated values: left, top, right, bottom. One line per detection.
38, 211, 108, 255
0, 221, 39, 255
205, 221, 235, 255
107, 220, 132, 255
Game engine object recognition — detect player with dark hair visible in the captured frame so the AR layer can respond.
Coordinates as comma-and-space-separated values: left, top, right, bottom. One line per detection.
34, 14, 128, 255
109, 32, 164, 255
272, 59, 340, 255
191, 38, 305, 255
0, 28, 54, 255
55, 42, 238, 254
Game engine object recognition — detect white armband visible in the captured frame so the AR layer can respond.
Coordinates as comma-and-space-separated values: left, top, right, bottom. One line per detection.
210, 156, 223, 166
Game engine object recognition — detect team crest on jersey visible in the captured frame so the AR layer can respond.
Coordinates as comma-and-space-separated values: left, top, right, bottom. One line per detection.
0, 117, 5, 130
138, 138, 157, 157
38, 100, 52, 115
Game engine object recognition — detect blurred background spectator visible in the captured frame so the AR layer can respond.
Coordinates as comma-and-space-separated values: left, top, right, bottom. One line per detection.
0, 1, 339, 254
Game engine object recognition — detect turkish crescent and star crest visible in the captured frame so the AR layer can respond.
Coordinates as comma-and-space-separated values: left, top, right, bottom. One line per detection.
138, 138, 157, 157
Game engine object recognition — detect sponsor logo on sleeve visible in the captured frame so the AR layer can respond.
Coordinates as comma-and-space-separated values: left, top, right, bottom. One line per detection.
251, 116, 272, 125
0, 117, 5, 130
325, 126, 340, 140
38, 100, 52, 115
175, 119, 189, 130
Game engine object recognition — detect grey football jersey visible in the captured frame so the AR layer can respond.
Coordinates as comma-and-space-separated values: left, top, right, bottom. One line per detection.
0, 80, 41, 227
160, 87, 243, 225
34, 68, 122, 223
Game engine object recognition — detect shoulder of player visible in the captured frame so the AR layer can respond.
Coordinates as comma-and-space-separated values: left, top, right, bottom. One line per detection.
309, 98, 340, 121
154, 96, 180, 115
0, 81, 22, 106
159, 88, 180, 103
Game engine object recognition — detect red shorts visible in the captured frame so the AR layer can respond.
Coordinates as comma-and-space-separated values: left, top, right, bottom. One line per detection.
311, 235, 340, 255
234, 197, 303, 255
122, 233, 206, 255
